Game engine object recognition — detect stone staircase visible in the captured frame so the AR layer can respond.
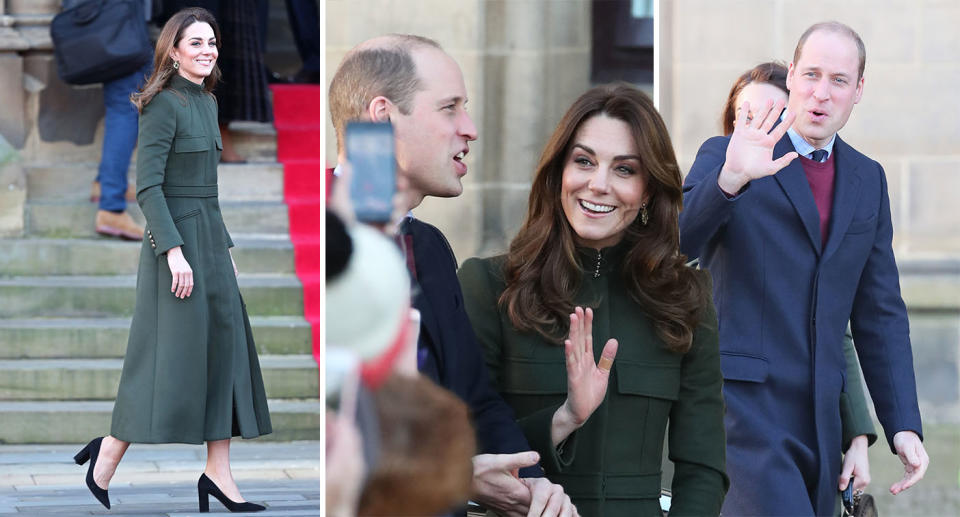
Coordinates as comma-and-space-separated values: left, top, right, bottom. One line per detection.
0, 124, 320, 444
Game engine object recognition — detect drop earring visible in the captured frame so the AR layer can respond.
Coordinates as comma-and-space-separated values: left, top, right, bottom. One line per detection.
640, 202, 649, 226
173, 61, 180, 70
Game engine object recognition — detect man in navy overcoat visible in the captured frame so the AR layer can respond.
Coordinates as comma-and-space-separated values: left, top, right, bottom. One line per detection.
679, 22, 929, 515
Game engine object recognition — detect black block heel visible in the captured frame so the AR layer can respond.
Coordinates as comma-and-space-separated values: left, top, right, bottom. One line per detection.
74, 437, 111, 509
73, 443, 91, 465
198, 473, 265, 513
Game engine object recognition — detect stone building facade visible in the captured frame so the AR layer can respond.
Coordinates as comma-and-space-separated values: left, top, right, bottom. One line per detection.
327, 1, 959, 512
326, 0, 595, 258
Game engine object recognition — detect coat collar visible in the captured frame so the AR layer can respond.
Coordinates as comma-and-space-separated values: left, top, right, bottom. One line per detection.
170, 73, 205, 93
822, 135, 863, 262
774, 134, 823, 254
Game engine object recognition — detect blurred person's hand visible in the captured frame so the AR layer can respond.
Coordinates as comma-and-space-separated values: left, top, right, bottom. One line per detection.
521, 477, 579, 517
325, 409, 366, 517
330, 161, 410, 236
329, 162, 356, 227
838, 435, 870, 492
166, 246, 193, 299
552, 307, 618, 446
890, 430, 928, 494
718, 98, 798, 195
471, 452, 538, 516
394, 308, 421, 377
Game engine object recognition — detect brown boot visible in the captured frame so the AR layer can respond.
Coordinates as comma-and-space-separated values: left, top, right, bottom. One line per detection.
95, 210, 144, 240
90, 181, 137, 203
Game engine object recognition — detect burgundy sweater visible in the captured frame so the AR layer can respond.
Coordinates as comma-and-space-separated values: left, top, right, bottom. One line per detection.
799, 153, 836, 246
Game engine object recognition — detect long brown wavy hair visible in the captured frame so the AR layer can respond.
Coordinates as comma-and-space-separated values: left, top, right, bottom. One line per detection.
131, 7, 221, 113
500, 83, 708, 353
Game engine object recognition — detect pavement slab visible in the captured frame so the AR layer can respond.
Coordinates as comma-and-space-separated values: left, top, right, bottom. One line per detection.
0, 441, 321, 516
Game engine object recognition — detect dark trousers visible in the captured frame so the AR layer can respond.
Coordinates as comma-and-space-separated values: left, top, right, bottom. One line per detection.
284, 0, 319, 72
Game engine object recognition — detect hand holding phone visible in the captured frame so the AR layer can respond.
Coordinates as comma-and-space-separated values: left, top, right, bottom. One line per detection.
345, 121, 396, 224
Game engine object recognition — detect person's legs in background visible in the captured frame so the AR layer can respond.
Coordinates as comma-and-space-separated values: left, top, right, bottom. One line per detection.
95, 62, 151, 240
255, 0, 288, 84
284, 0, 319, 83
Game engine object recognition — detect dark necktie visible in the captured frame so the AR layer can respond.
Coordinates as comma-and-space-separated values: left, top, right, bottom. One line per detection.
396, 218, 417, 282
811, 149, 827, 162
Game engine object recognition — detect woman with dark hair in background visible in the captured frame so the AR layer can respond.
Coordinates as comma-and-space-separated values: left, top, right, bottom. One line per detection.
73, 8, 271, 513
721, 62, 878, 497
720, 61, 789, 136
459, 84, 728, 515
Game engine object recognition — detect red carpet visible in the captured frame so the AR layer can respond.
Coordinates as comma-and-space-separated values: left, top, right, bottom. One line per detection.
271, 84, 323, 368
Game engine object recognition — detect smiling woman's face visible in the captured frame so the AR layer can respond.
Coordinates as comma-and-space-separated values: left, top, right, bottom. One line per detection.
170, 21, 218, 84
560, 114, 647, 250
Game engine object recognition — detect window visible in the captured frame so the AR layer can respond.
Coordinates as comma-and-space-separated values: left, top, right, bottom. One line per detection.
591, 0, 654, 85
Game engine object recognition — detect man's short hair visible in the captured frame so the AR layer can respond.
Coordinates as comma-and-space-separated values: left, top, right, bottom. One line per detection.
793, 21, 866, 80
329, 34, 441, 151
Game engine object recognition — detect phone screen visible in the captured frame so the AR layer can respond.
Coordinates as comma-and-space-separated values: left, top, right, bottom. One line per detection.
345, 121, 396, 224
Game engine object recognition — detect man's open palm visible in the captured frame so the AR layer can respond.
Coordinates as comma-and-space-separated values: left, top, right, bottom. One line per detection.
719, 99, 799, 194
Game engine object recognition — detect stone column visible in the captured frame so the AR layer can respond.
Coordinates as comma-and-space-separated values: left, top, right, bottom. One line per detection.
0, 135, 25, 237
473, 0, 591, 257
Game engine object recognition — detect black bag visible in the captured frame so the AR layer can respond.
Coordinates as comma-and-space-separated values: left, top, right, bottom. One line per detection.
50, 0, 153, 85
842, 477, 879, 517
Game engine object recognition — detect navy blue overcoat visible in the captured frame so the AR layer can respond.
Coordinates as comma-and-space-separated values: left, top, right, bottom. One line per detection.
679, 132, 922, 515
403, 218, 541, 478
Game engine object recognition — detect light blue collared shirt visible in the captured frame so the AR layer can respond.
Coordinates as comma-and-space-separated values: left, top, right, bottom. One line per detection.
786, 127, 835, 163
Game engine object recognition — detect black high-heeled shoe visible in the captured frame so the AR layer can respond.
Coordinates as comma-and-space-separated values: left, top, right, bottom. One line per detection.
73, 437, 111, 509
198, 473, 265, 513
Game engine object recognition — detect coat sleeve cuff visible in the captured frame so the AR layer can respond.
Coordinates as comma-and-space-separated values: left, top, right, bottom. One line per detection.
138, 185, 183, 257
839, 392, 878, 450
518, 403, 578, 474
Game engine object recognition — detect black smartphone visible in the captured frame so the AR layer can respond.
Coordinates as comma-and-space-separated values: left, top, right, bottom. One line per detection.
345, 121, 396, 224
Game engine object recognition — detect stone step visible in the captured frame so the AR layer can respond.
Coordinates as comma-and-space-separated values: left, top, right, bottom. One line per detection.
0, 235, 294, 276
25, 200, 289, 238
17, 121, 279, 178
25, 162, 286, 203
0, 274, 303, 318
0, 316, 310, 359
0, 399, 320, 443
231, 121, 279, 162
0, 355, 318, 401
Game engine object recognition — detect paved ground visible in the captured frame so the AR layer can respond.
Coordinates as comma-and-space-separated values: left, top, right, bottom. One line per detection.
0, 441, 321, 516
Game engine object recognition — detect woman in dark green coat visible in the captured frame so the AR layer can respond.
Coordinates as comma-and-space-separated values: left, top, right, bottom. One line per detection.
459, 84, 728, 515
73, 8, 270, 513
